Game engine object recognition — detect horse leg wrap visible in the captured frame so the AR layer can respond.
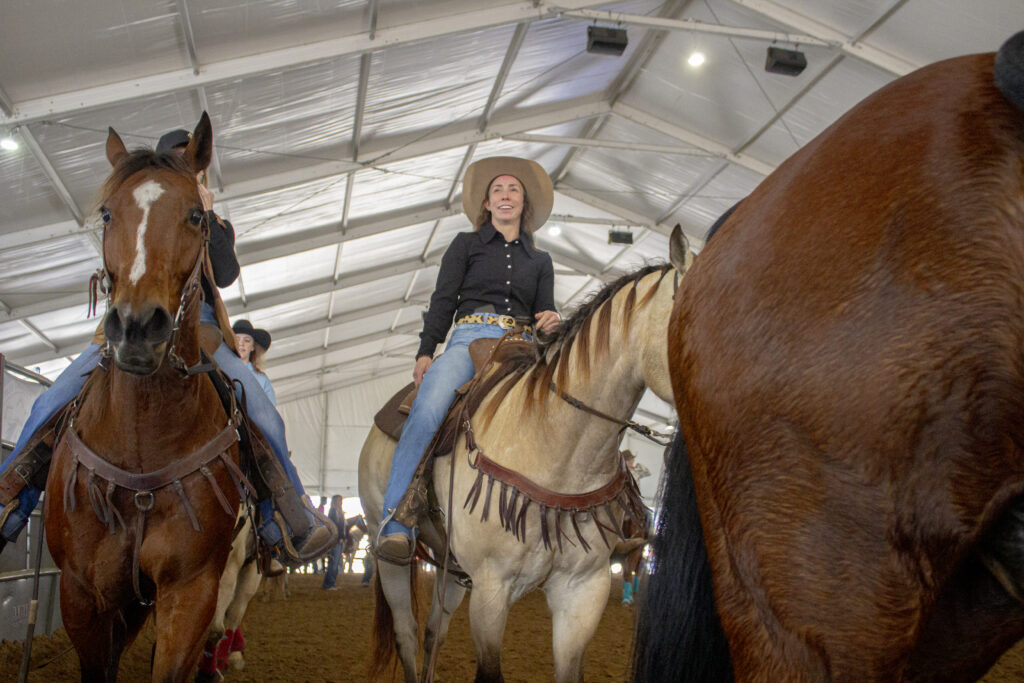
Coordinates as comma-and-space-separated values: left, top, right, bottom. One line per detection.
982, 496, 1024, 603
198, 645, 219, 675
215, 630, 233, 670
229, 626, 245, 653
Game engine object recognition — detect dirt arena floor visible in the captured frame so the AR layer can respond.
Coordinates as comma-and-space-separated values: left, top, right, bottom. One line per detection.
2, 569, 1023, 682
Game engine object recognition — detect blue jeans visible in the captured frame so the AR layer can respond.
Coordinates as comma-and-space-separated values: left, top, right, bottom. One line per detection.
380, 321, 509, 537
322, 542, 343, 588
1, 303, 304, 543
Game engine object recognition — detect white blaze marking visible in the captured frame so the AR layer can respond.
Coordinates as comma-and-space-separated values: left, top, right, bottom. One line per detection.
128, 180, 165, 285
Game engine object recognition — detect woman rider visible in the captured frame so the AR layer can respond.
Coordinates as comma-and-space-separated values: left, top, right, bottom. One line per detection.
0, 128, 334, 565
232, 319, 277, 405
376, 156, 561, 564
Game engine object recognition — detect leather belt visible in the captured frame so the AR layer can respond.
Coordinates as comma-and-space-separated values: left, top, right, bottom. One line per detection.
456, 313, 531, 333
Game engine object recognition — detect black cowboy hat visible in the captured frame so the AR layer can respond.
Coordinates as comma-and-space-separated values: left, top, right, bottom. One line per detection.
156, 129, 191, 153
232, 319, 272, 351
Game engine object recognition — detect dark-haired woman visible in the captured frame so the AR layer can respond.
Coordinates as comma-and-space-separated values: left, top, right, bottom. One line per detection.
377, 156, 561, 564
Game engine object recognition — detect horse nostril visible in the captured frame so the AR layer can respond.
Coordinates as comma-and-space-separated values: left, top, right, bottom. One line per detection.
104, 308, 124, 343
142, 307, 173, 343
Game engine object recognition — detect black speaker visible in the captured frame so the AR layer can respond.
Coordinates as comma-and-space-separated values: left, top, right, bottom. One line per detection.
608, 229, 634, 245
587, 26, 628, 56
765, 46, 807, 76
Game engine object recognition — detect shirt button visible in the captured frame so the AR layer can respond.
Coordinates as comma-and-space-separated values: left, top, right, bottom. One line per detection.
506, 281, 510, 285
507, 265, 511, 269
504, 298, 509, 302
506, 254, 510, 258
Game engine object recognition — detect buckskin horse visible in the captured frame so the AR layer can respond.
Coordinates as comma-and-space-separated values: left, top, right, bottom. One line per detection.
43, 114, 245, 681
633, 32, 1024, 682
359, 242, 689, 683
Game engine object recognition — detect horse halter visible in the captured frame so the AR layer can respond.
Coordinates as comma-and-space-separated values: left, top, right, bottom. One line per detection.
89, 208, 211, 378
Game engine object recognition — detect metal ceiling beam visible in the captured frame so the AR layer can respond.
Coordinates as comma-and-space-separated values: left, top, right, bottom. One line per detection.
237, 200, 461, 266
479, 22, 531, 131
2, 0, 613, 126
8, 283, 431, 368
0, 83, 14, 117
274, 358, 414, 399
268, 320, 423, 368
553, 0, 688, 191
367, 0, 380, 40
175, 0, 201, 75
352, 54, 371, 162
6, 97, 608, 254
611, 102, 775, 176
554, 186, 687, 241
549, 213, 645, 228
17, 125, 103, 256
0, 190, 607, 334
728, 0, 917, 76
219, 95, 610, 203
503, 132, 715, 156
270, 339, 418, 383
277, 364, 412, 405
559, 8, 834, 47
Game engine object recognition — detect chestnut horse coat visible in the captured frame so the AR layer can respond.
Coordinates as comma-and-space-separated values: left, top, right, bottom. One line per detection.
636, 35, 1024, 682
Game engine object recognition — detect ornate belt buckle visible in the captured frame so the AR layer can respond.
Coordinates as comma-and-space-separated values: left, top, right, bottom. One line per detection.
498, 314, 515, 329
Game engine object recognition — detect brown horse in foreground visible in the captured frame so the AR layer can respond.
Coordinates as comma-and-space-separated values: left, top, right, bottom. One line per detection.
634, 32, 1024, 682
44, 114, 242, 681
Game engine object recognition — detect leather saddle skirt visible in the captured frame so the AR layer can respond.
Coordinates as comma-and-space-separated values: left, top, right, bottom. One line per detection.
373, 336, 535, 456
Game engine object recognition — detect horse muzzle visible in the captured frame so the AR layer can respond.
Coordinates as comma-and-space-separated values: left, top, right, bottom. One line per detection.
104, 303, 173, 374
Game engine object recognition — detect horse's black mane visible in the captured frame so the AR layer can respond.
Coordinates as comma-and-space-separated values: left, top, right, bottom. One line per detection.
102, 148, 193, 199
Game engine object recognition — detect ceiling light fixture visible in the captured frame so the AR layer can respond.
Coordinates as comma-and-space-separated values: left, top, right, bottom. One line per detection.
586, 26, 628, 56
688, 51, 706, 67
608, 229, 633, 245
0, 134, 18, 151
765, 46, 807, 76
548, 224, 562, 237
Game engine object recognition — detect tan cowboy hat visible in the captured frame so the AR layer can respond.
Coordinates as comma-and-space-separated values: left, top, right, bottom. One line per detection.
462, 156, 553, 234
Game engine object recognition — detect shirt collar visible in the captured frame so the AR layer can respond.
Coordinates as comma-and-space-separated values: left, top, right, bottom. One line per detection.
479, 222, 537, 259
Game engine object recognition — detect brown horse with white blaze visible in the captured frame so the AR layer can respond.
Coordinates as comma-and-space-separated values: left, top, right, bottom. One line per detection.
634, 32, 1024, 682
44, 113, 242, 682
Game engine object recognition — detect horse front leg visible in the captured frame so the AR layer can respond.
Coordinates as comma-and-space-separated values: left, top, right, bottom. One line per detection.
421, 570, 468, 680
544, 568, 611, 683
60, 573, 145, 683
377, 560, 420, 683
152, 569, 221, 683
468, 574, 513, 683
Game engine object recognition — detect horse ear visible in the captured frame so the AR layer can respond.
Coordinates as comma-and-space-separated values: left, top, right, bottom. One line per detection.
106, 127, 128, 167
669, 224, 693, 273
183, 111, 213, 174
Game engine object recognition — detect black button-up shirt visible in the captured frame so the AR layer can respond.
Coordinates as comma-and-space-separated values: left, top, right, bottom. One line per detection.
417, 222, 555, 358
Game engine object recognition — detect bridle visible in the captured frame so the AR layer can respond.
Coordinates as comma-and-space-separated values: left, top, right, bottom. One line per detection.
88, 198, 211, 378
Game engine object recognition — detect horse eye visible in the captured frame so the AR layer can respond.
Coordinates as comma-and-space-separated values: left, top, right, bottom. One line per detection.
188, 208, 203, 226
100, 207, 111, 225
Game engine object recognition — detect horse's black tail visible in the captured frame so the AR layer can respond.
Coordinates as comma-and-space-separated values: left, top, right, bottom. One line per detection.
995, 30, 1024, 111
631, 430, 733, 683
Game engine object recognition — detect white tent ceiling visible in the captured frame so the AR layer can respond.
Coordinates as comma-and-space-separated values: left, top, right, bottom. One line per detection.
1, 0, 1021, 495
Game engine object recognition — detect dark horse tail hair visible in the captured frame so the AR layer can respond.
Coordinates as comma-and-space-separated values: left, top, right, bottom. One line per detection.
995, 30, 1024, 111
367, 558, 420, 681
631, 431, 733, 683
